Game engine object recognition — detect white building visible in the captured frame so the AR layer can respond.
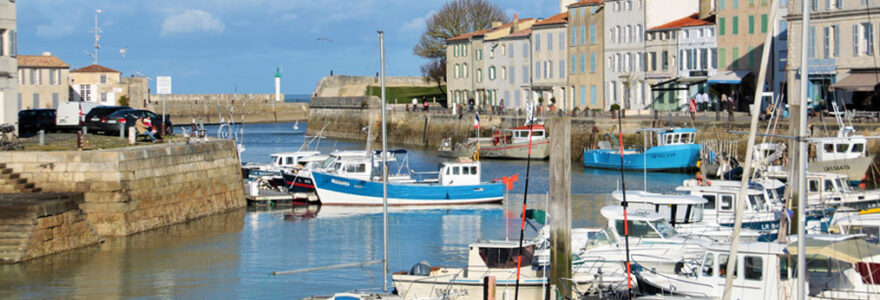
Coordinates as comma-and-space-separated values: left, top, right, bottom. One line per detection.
530, 12, 569, 111
0, 0, 17, 124
604, 0, 698, 112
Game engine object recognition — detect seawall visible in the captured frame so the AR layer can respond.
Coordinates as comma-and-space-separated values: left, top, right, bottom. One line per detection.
139, 94, 309, 125
0, 140, 246, 236
312, 75, 437, 97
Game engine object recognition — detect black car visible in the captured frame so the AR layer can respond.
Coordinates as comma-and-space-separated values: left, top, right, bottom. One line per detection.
84, 106, 130, 133
18, 109, 57, 136
97, 109, 173, 136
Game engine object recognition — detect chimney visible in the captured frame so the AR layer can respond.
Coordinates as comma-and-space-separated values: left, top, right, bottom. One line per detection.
492, 21, 503, 28
512, 13, 519, 33
559, 0, 577, 13
699, 0, 713, 20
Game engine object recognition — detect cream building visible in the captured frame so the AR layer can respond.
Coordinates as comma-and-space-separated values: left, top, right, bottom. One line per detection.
70, 64, 124, 105
568, 0, 605, 111
531, 12, 569, 111
17, 53, 69, 109
0, 0, 17, 124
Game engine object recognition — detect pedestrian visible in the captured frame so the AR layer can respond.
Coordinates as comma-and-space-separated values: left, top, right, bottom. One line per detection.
726, 94, 735, 121
689, 97, 697, 121
412, 98, 418, 111
423, 98, 429, 112
499, 99, 505, 114
136, 117, 157, 142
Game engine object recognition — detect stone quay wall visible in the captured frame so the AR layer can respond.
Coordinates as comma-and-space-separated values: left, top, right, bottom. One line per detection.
138, 94, 309, 125
25, 207, 101, 261
0, 140, 245, 236
313, 75, 438, 98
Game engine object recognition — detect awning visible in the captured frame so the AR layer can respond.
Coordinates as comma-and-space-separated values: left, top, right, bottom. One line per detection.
786, 239, 880, 264
707, 70, 752, 84
831, 71, 880, 92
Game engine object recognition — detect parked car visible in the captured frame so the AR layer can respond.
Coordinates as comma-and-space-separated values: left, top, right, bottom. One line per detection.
18, 109, 57, 136
84, 106, 130, 133
96, 109, 173, 137
56, 101, 100, 132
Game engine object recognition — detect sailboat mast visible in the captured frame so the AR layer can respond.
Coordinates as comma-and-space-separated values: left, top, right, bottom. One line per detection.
378, 30, 389, 293
796, 1, 809, 299
721, 0, 779, 298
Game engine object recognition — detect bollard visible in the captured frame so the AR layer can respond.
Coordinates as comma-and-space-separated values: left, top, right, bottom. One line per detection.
128, 127, 136, 145
77, 130, 83, 150
83, 126, 88, 135
38, 130, 45, 145
119, 123, 125, 138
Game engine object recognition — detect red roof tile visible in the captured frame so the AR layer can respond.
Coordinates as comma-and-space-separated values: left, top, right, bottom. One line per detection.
448, 28, 492, 42
70, 64, 121, 73
534, 12, 568, 26
506, 28, 532, 38
650, 13, 713, 30
17, 55, 69, 68
568, 0, 603, 7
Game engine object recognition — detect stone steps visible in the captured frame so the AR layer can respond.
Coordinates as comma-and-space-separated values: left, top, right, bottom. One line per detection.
0, 164, 40, 194
0, 221, 33, 263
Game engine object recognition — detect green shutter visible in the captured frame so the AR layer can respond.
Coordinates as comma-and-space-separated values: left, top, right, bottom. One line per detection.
719, 48, 727, 68
761, 14, 768, 33
749, 15, 754, 34
733, 17, 739, 35
720, 18, 726, 35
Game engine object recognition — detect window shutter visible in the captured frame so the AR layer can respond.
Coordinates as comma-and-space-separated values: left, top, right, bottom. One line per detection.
854, 24, 860, 56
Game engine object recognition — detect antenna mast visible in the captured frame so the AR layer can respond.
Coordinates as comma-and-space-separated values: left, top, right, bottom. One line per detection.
91, 9, 103, 65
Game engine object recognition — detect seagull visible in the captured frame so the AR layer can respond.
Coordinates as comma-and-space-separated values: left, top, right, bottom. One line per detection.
120, 46, 128, 59
315, 37, 333, 42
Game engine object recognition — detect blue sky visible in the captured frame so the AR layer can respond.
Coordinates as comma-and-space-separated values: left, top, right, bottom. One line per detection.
17, 0, 558, 95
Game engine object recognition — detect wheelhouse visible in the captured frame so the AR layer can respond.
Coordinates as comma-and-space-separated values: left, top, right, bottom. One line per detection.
611, 190, 707, 225
438, 159, 481, 186
600, 206, 680, 241
810, 136, 868, 162
269, 151, 322, 169
635, 127, 698, 150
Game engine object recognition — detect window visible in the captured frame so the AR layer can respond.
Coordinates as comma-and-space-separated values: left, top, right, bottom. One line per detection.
733, 0, 740, 8
454, 64, 460, 78
547, 61, 552, 79
824, 180, 835, 192
590, 24, 597, 44
7, 30, 15, 57
748, 46, 755, 67
35, 69, 42, 85
732, 47, 740, 68
780, 20, 788, 40
501, 66, 507, 80
49, 69, 56, 85
571, 27, 577, 46
712, 48, 718, 68
824, 25, 839, 58
719, 0, 726, 9
559, 32, 564, 49
703, 253, 715, 276
79, 84, 91, 101
718, 254, 738, 278
720, 17, 726, 35
733, 16, 739, 35
590, 53, 596, 73
579, 85, 586, 105
0, 29, 5, 56
649, 52, 656, 71
477, 49, 482, 60
836, 143, 849, 153
522, 44, 528, 57
559, 59, 565, 78
703, 195, 716, 210
100, 74, 107, 84
535, 62, 541, 79
779, 255, 790, 280
477, 68, 482, 82
761, 14, 768, 33
701, 48, 709, 70
828, 0, 841, 9
52, 93, 59, 108
590, 85, 597, 105
508, 66, 515, 83
523, 66, 529, 83
489, 66, 496, 80
720, 195, 734, 211
536, 34, 541, 52
580, 25, 586, 45
571, 55, 576, 74
749, 15, 755, 34
462, 63, 468, 78
809, 26, 816, 58
662, 50, 669, 70
547, 33, 552, 51
636, 25, 642, 42
462, 44, 467, 56
853, 143, 865, 153
745, 256, 763, 280
854, 23, 874, 56
32, 93, 39, 109
100, 92, 108, 102
809, 180, 819, 192
615, 220, 660, 238
28, 68, 34, 85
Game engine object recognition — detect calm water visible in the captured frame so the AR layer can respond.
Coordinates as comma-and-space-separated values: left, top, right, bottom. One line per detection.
0, 122, 694, 299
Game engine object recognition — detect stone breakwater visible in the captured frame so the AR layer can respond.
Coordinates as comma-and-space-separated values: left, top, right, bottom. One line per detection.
0, 140, 246, 237
140, 94, 309, 125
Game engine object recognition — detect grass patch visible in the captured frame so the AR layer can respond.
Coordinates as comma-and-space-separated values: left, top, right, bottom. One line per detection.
365, 85, 446, 104
17, 133, 186, 151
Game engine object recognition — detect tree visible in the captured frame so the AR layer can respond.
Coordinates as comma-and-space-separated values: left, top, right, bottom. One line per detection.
414, 0, 509, 60
118, 95, 130, 107
421, 57, 446, 94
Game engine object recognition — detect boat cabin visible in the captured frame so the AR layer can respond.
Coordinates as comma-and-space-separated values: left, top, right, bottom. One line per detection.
467, 240, 537, 274
677, 181, 776, 213
493, 124, 546, 145
438, 159, 481, 186
636, 127, 697, 149
806, 172, 851, 199
832, 212, 880, 244
611, 190, 707, 225
600, 206, 680, 242
326, 156, 373, 181
269, 151, 322, 169
810, 135, 867, 162
681, 242, 795, 299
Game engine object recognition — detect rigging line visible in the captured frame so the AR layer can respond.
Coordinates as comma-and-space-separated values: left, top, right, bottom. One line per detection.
514, 122, 536, 300
362, 43, 380, 78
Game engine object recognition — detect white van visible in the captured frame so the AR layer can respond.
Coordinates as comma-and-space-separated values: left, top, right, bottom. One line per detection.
56, 101, 100, 131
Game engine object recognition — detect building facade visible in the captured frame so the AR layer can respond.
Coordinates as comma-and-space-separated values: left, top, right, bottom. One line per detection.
567, 0, 605, 111
604, 0, 697, 112
0, 0, 17, 124
531, 12, 569, 111
787, 0, 880, 111
17, 53, 70, 109
646, 23, 682, 111
677, 18, 718, 108
714, 0, 776, 110
69, 64, 145, 106
482, 18, 537, 112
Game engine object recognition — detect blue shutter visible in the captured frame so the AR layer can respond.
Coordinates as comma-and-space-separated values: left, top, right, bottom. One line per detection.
590, 53, 596, 73
579, 86, 586, 105
591, 85, 597, 105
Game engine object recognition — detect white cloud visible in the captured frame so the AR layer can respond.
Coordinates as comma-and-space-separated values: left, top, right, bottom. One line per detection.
401, 10, 435, 33
36, 22, 75, 39
160, 9, 225, 37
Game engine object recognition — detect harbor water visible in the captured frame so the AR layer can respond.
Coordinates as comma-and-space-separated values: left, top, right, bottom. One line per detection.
0, 122, 695, 299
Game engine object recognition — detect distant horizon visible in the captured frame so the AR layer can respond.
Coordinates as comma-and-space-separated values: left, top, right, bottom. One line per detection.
16, 0, 555, 94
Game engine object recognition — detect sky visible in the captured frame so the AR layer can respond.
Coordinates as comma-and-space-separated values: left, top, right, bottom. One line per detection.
16, 0, 559, 95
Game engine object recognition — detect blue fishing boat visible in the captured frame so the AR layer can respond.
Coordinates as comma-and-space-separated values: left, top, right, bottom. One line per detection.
311, 156, 504, 206
583, 127, 701, 171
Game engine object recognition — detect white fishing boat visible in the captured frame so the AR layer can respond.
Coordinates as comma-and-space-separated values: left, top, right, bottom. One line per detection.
439, 124, 550, 159
829, 209, 880, 244
392, 240, 552, 299
675, 180, 783, 232
803, 172, 880, 210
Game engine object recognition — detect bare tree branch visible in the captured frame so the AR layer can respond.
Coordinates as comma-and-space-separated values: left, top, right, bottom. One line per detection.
413, 0, 509, 59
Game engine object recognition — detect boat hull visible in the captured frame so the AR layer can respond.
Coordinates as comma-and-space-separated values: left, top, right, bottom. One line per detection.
311, 172, 504, 206
479, 140, 551, 159
393, 272, 547, 300
282, 172, 315, 194
583, 144, 701, 171
808, 155, 875, 183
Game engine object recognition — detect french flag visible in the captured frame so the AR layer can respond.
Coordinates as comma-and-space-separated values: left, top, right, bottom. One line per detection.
474, 113, 480, 129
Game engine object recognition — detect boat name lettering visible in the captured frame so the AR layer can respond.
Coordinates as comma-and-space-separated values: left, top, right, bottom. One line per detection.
354, 185, 363, 189
648, 153, 676, 159
435, 289, 468, 297
331, 179, 351, 186
823, 165, 850, 172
